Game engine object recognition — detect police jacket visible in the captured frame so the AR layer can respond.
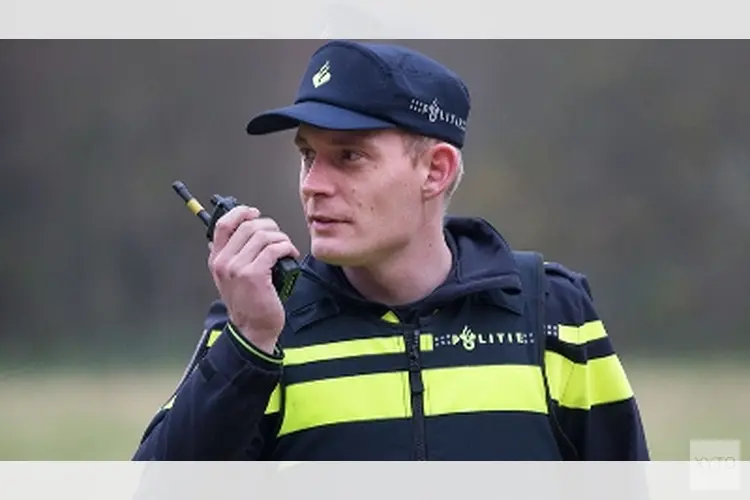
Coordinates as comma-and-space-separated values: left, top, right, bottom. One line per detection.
133, 216, 650, 461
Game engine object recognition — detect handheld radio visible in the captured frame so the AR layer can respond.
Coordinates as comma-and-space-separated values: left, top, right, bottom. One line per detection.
171, 180, 300, 301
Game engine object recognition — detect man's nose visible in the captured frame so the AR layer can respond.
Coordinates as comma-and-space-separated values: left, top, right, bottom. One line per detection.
301, 159, 335, 197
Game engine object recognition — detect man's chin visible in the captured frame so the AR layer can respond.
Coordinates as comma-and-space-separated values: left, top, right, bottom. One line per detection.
310, 240, 363, 267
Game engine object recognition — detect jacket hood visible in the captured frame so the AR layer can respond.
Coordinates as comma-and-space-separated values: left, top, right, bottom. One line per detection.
297, 215, 525, 317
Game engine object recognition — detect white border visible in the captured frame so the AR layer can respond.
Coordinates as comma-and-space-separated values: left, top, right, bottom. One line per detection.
0, 461, 748, 499
1, 0, 749, 38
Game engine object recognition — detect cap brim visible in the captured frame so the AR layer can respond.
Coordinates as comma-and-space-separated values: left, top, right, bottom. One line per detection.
246, 101, 397, 135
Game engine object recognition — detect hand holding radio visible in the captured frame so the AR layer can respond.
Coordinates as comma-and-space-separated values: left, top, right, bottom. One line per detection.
172, 181, 300, 354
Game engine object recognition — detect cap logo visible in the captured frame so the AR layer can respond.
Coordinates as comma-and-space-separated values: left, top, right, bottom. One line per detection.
312, 61, 331, 88
409, 97, 467, 132
428, 99, 440, 123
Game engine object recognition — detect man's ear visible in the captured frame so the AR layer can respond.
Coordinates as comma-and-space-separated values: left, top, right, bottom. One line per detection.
421, 143, 459, 201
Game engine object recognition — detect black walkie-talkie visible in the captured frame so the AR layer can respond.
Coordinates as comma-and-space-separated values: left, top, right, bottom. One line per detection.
171, 180, 300, 301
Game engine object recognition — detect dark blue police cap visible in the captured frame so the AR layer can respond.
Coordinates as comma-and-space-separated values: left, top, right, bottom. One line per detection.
246, 40, 471, 148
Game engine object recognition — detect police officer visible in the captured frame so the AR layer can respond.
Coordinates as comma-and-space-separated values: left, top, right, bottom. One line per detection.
132, 40, 650, 462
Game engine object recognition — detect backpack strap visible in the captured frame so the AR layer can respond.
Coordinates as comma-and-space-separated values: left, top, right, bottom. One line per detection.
512, 250, 579, 460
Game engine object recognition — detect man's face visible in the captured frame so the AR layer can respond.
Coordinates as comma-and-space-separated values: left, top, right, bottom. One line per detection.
296, 125, 427, 266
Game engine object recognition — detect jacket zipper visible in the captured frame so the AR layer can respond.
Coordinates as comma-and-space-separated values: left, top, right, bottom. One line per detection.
404, 326, 427, 460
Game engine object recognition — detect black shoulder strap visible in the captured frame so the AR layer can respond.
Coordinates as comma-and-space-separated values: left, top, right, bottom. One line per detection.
512, 251, 546, 366
512, 250, 579, 460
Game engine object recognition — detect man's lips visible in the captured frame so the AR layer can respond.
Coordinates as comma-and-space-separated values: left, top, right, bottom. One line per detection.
307, 215, 347, 224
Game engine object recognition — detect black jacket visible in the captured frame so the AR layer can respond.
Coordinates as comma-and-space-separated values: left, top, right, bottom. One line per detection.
133, 216, 650, 461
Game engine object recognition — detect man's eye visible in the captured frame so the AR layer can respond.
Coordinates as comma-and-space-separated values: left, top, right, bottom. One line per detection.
341, 150, 364, 162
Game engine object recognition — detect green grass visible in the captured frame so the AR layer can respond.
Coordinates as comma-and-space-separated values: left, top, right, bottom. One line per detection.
0, 360, 746, 460
626, 359, 749, 459
0, 368, 178, 460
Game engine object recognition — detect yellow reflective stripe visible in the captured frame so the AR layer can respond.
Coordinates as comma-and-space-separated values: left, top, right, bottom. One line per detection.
284, 334, 434, 366
380, 308, 438, 325
586, 355, 634, 405
545, 351, 634, 410
557, 320, 608, 345
206, 328, 222, 347
227, 323, 282, 364
279, 372, 411, 436
381, 311, 400, 324
159, 329, 222, 412
420, 334, 434, 351
161, 328, 280, 415
423, 365, 547, 416
285, 336, 404, 365
162, 395, 175, 410
265, 384, 281, 414
278, 364, 548, 436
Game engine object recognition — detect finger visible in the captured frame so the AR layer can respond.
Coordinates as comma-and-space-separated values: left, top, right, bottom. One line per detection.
209, 219, 280, 275
227, 229, 291, 273
209, 210, 259, 270
207, 241, 217, 270
254, 240, 301, 276
212, 206, 261, 251
220, 217, 281, 260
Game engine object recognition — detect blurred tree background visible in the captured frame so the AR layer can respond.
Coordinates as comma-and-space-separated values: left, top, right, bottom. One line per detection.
0, 40, 748, 460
